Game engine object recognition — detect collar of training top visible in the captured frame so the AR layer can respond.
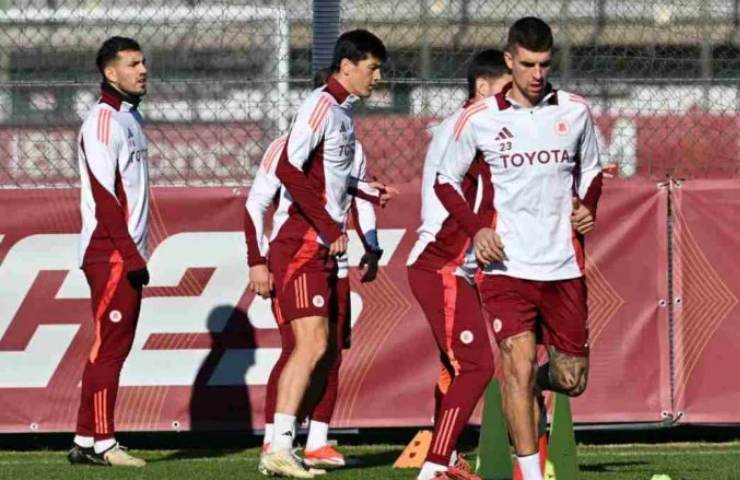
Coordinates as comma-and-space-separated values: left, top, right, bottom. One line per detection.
495, 82, 558, 110
99, 81, 141, 111
324, 75, 358, 105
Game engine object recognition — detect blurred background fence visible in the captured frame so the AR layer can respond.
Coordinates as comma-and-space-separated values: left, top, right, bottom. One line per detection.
0, 0, 738, 187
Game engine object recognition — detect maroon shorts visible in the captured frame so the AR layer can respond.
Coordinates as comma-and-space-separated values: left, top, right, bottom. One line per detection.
477, 275, 589, 357
269, 239, 337, 324
272, 276, 351, 350
408, 267, 492, 376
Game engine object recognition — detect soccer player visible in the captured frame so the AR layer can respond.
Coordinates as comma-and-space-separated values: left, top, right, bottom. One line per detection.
258, 30, 387, 478
407, 49, 510, 480
245, 72, 389, 473
435, 18, 602, 480
67, 37, 150, 468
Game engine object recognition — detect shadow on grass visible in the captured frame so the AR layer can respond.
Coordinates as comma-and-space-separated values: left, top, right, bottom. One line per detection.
342, 448, 403, 470
151, 448, 247, 463
579, 460, 651, 472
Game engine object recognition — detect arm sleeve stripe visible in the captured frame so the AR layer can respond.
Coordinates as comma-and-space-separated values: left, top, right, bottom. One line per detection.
97, 109, 112, 145
569, 94, 592, 107
453, 103, 486, 140
262, 136, 287, 174
309, 97, 331, 132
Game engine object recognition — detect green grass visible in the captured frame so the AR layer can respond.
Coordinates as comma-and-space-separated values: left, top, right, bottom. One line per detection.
1, 442, 739, 479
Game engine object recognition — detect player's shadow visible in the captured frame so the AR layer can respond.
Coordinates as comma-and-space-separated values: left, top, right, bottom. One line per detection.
157, 304, 258, 462
580, 460, 651, 472
340, 448, 403, 470
191, 304, 257, 432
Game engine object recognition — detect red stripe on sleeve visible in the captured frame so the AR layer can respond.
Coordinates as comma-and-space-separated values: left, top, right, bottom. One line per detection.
309, 98, 331, 132
263, 137, 287, 174
453, 103, 486, 140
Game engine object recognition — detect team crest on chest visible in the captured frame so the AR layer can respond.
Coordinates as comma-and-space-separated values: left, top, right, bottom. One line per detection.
555, 119, 570, 136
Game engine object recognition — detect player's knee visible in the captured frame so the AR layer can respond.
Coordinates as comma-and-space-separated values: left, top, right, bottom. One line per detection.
499, 333, 536, 390
568, 373, 588, 397
294, 335, 328, 364
550, 356, 588, 397
311, 336, 329, 360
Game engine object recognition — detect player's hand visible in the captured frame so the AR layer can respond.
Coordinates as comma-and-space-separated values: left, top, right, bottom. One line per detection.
602, 163, 618, 178
329, 233, 348, 256
359, 249, 383, 283
571, 197, 595, 234
368, 179, 399, 208
127, 267, 150, 288
474, 227, 505, 264
248, 264, 273, 299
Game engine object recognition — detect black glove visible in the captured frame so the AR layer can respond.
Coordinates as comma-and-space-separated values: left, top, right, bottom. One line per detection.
359, 249, 382, 283
127, 267, 150, 288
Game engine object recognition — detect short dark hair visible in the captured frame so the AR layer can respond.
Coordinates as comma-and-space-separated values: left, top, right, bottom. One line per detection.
313, 68, 331, 88
330, 29, 387, 72
506, 17, 553, 53
96, 36, 142, 76
466, 49, 507, 98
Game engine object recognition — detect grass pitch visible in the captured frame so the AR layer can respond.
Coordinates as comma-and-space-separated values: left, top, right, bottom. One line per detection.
1, 442, 739, 479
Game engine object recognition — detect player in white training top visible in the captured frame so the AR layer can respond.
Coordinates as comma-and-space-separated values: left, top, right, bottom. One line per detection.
259, 30, 388, 479
407, 49, 510, 480
69, 36, 150, 469
245, 114, 389, 471
435, 18, 602, 480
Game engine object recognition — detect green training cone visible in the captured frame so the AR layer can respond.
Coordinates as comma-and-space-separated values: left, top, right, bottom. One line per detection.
476, 379, 513, 479
545, 393, 578, 480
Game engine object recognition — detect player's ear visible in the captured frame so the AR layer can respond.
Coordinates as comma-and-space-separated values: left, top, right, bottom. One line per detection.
475, 77, 490, 99
103, 64, 118, 84
504, 50, 514, 70
339, 58, 354, 77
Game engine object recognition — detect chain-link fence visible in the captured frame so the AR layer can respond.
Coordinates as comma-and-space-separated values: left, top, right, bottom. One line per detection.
0, 0, 738, 187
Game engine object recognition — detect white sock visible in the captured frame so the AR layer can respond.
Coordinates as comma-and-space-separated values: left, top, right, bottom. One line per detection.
306, 420, 329, 451
417, 461, 447, 480
73, 435, 93, 448
263, 423, 273, 446
94, 438, 116, 454
271, 413, 296, 452
517, 452, 543, 480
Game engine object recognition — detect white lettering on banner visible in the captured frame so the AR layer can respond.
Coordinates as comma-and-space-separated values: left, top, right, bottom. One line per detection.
0, 229, 406, 388
346, 229, 404, 267
120, 232, 249, 386
121, 229, 404, 386
0, 234, 81, 387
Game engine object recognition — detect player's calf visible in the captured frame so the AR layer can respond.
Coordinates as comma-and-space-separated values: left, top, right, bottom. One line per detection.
499, 332, 538, 394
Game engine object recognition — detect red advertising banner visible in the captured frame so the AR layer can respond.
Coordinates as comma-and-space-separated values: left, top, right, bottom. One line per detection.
570, 180, 672, 423
672, 180, 740, 423
0, 179, 730, 433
